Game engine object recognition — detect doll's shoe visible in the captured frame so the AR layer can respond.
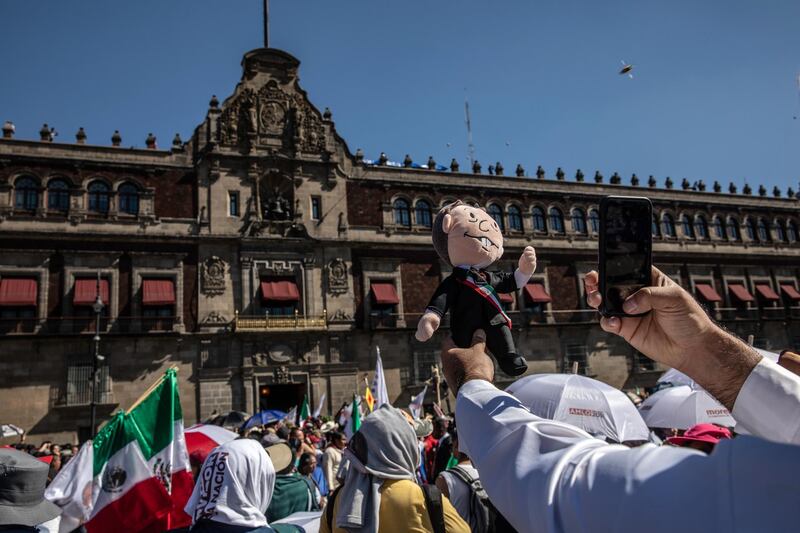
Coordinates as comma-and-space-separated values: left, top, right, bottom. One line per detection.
499, 355, 528, 377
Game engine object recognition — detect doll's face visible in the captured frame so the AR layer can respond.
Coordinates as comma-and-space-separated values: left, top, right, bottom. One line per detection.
443, 205, 504, 268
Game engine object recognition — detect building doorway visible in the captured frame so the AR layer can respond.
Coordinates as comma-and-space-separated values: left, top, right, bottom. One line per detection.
259, 382, 307, 412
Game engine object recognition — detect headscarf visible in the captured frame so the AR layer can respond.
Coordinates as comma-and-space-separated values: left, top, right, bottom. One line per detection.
336, 405, 419, 533
184, 439, 276, 528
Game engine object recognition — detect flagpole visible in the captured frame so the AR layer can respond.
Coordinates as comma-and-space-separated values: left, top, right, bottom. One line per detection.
126, 366, 179, 414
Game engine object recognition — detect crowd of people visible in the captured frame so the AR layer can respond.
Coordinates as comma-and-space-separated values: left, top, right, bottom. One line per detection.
3, 265, 800, 532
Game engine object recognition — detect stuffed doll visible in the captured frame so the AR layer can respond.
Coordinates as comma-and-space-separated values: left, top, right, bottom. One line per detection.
415, 200, 537, 377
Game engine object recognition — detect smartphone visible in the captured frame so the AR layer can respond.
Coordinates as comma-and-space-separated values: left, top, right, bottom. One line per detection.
599, 196, 652, 317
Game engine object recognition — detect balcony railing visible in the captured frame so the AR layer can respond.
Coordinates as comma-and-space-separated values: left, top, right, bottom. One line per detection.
233, 309, 327, 332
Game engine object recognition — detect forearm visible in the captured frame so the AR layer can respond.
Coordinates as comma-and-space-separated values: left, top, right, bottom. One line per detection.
680, 326, 761, 411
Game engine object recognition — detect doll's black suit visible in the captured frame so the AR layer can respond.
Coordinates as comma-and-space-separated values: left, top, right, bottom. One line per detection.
424, 266, 528, 376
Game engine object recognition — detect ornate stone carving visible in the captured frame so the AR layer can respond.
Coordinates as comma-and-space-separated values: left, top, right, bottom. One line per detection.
201, 311, 228, 325
201, 256, 227, 296
273, 365, 291, 384
327, 258, 349, 295
268, 343, 294, 364
330, 308, 352, 322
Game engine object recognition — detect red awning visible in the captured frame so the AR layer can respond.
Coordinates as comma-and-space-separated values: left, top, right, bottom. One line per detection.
73, 278, 110, 306
261, 280, 300, 302
142, 279, 176, 306
371, 283, 400, 305
755, 284, 780, 301
0, 278, 37, 307
498, 292, 514, 303
780, 284, 800, 301
523, 283, 552, 303
695, 283, 722, 303
728, 284, 754, 303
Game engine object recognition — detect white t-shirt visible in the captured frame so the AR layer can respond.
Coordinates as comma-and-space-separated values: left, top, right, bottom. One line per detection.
439, 463, 480, 526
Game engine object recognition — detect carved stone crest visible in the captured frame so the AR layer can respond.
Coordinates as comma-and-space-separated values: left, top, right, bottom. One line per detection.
201, 311, 228, 325
273, 365, 291, 384
201, 256, 227, 296
327, 258, 349, 295
268, 343, 294, 363
260, 101, 286, 134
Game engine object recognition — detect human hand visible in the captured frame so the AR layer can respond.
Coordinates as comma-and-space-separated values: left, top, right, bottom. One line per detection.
440, 329, 494, 394
518, 246, 537, 276
584, 267, 760, 409
415, 312, 441, 342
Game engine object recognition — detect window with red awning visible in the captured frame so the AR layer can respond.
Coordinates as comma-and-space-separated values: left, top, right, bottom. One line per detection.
0, 278, 38, 307
523, 283, 552, 303
695, 283, 722, 302
73, 278, 110, 306
755, 284, 780, 301
260, 280, 300, 302
371, 283, 400, 305
728, 284, 754, 303
780, 284, 800, 301
142, 279, 176, 306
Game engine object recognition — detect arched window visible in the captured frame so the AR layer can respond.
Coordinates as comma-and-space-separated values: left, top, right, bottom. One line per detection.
788, 221, 798, 243
507, 205, 523, 231
694, 215, 709, 240
745, 218, 757, 241
47, 179, 70, 211
88, 181, 111, 214
681, 214, 695, 239
652, 214, 660, 237
776, 220, 788, 243
757, 219, 771, 242
415, 200, 432, 228
488, 204, 505, 232
14, 177, 39, 211
571, 208, 587, 235
548, 207, 565, 234
532, 207, 547, 232
727, 217, 741, 241
118, 183, 140, 215
661, 214, 676, 237
711, 216, 725, 239
589, 209, 600, 234
393, 198, 411, 227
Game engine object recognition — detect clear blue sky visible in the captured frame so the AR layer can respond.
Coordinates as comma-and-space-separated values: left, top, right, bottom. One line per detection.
2, 0, 799, 191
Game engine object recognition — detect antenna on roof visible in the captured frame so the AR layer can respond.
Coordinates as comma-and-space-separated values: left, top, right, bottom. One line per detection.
464, 94, 476, 166
263, 0, 270, 48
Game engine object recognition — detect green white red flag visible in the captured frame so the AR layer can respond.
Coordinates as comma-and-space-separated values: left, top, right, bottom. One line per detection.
47, 368, 193, 533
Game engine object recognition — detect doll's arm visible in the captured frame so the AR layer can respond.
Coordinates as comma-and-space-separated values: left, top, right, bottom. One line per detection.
491, 246, 537, 292
415, 277, 453, 342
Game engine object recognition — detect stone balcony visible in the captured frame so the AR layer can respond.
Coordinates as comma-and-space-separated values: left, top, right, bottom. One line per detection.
232, 309, 328, 332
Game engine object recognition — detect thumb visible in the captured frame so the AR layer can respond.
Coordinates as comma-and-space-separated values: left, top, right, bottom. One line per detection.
622, 285, 682, 315
470, 329, 487, 351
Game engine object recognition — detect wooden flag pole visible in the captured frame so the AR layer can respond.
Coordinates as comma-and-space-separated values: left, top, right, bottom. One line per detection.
126, 365, 179, 414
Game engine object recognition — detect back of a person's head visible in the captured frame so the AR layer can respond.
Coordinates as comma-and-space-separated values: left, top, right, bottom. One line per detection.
276, 426, 291, 440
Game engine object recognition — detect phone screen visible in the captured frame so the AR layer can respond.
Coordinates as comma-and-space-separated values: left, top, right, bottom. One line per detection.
600, 196, 652, 316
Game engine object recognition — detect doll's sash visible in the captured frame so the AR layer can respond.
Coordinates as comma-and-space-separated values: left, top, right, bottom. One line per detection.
457, 276, 512, 328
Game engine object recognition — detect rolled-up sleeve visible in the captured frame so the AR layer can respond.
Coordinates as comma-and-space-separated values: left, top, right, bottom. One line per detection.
456, 379, 800, 533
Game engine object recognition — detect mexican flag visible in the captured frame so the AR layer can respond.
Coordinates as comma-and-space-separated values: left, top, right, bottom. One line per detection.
352, 393, 361, 434
86, 369, 193, 533
298, 394, 310, 426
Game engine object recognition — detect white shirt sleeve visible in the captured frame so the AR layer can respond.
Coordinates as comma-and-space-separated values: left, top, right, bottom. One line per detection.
456, 379, 800, 533
732, 357, 800, 444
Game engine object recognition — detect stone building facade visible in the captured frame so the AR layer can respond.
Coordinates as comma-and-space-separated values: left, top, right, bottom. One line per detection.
1, 47, 799, 442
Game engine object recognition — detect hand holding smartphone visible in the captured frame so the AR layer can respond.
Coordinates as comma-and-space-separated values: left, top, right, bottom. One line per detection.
599, 196, 653, 317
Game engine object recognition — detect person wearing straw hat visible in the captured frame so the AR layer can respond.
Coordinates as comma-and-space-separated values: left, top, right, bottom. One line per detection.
0, 448, 61, 532
265, 442, 320, 523
440, 267, 800, 533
